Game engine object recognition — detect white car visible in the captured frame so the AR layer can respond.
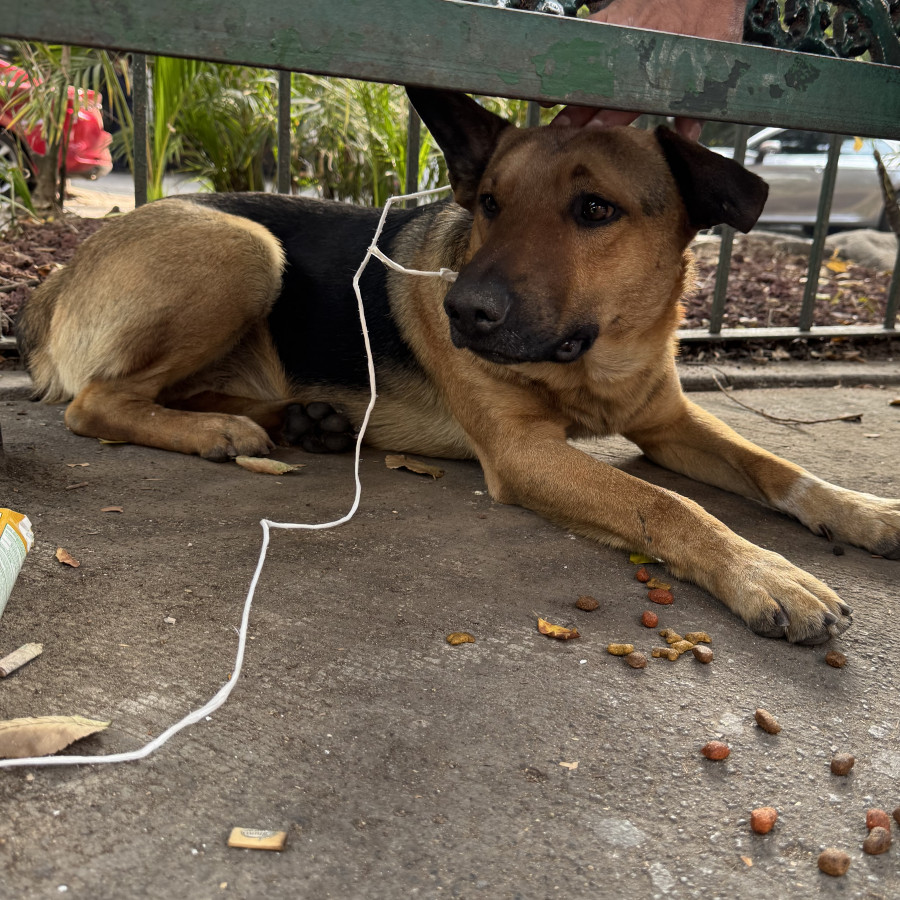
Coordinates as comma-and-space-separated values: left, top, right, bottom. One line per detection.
713, 127, 900, 231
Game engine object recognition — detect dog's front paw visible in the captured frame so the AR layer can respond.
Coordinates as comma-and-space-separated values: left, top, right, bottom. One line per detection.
197, 415, 275, 461
786, 479, 900, 559
283, 402, 355, 453
713, 546, 852, 645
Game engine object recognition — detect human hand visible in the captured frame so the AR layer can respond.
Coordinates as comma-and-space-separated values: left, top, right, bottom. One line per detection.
553, 0, 746, 140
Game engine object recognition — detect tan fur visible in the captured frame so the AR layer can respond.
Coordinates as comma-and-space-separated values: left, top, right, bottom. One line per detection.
18, 123, 899, 645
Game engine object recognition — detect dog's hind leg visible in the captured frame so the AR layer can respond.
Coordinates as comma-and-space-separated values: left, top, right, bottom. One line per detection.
49, 200, 287, 459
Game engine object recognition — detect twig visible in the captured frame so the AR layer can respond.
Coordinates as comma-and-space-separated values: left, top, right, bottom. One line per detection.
0, 278, 40, 293
709, 372, 862, 425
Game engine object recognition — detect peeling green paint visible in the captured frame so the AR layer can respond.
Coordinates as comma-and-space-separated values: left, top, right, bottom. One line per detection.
532, 38, 614, 98
784, 56, 821, 91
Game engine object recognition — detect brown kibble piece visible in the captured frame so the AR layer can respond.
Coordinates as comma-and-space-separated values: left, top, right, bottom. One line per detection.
640, 610, 658, 628
606, 643, 635, 656
635, 567, 651, 583
866, 808, 891, 832
648, 588, 674, 605
825, 650, 847, 668
652, 647, 679, 661
658, 628, 681, 642
575, 595, 599, 611
818, 848, 851, 876
684, 632, 711, 644
624, 651, 647, 669
692, 645, 713, 664
701, 741, 730, 761
754, 708, 781, 734
750, 807, 777, 835
446, 632, 475, 646
669, 639, 694, 655
863, 827, 891, 855
830, 753, 855, 776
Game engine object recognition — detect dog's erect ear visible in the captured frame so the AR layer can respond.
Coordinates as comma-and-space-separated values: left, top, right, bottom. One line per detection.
406, 87, 511, 210
655, 126, 769, 234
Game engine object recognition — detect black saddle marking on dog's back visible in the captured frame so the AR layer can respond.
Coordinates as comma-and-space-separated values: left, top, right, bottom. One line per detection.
186, 193, 431, 388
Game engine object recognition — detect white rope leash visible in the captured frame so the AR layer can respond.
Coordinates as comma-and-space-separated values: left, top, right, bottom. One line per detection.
0, 185, 457, 769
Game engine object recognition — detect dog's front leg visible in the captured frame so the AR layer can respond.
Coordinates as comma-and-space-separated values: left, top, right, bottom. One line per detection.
624, 397, 900, 561
475, 413, 850, 644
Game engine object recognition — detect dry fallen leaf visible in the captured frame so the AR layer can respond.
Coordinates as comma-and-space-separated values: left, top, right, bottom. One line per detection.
446, 632, 475, 645
100, 506, 124, 513
385, 454, 445, 479
98, 438, 129, 445
558, 760, 579, 770
66, 463, 90, 468
628, 552, 655, 565
234, 456, 305, 475
890, 398, 900, 407
537, 617, 580, 640
646, 577, 672, 590
0, 715, 110, 759
55, 547, 80, 568
741, 856, 753, 867
825, 259, 849, 274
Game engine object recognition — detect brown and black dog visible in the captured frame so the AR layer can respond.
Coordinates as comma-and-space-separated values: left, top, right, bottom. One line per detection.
17, 88, 900, 644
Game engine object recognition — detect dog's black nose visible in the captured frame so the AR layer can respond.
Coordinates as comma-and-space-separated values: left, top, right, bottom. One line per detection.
444, 286, 510, 336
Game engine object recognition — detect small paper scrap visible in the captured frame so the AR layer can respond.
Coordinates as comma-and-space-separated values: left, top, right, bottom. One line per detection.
227, 828, 287, 851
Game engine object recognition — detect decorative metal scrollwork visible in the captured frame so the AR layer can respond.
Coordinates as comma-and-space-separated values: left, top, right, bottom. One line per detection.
467, 0, 900, 64
744, 1, 900, 65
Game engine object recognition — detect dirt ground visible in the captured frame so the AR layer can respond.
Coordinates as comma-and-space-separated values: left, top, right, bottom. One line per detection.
1, 377, 899, 898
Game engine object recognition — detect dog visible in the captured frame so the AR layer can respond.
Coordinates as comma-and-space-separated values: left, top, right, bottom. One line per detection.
17, 88, 900, 645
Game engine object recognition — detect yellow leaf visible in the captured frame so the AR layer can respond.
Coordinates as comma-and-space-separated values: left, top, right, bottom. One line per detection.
537, 618, 580, 640
826, 259, 848, 274
629, 552, 655, 565
853, 136, 864, 152
646, 577, 671, 590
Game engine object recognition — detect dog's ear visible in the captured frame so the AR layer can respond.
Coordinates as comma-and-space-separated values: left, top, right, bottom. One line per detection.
406, 87, 511, 210
655, 126, 769, 234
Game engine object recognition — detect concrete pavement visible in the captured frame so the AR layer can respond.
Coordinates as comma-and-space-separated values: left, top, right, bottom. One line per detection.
0, 372, 899, 898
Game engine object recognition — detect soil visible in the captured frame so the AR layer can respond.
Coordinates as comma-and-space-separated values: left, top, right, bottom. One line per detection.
0, 213, 895, 362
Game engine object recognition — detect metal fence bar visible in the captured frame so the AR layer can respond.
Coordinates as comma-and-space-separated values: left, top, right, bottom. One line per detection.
707, 123, 750, 335
276, 70, 292, 194
886, 242, 900, 330
404, 103, 421, 206
798, 134, 842, 332
525, 100, 541, 128
132, 53, 148, 208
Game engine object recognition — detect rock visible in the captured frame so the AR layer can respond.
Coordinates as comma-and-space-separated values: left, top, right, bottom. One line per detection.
825, 229, 898, 271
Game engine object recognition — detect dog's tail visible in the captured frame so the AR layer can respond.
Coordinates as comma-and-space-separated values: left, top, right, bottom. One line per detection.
15, 267, 72, 403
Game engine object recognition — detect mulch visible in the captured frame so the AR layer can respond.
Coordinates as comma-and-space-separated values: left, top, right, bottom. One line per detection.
1, 212, 896, 363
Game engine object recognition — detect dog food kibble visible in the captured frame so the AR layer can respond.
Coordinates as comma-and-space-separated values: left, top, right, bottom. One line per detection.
863, 827, 892, 855
646, 577, 671, 591
648, 588, 674, 605
830, 753, 855, 776
606, 643, 635, 656
635, 567, 651, 583
446, 632, 475, 646
575, 595, 599, 611
754, 708, 782, 734
641, 610, 659, 628
818, 848, 851, 877
701, 741, 730, 761
670, 640, 695, 655
625, 651, 647, 669
866, 808, 891, 832
684, 631, 711, 644
750, 807, 777, 835
652, 647, 679, 661
825, 650, 847, 668
692, 645, 714, 664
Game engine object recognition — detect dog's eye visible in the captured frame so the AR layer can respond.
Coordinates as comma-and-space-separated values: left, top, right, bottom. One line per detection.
576, 194, 619, 226
479, 193, 499, 218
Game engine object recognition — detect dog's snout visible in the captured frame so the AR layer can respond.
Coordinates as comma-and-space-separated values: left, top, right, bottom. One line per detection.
444, 285, 510, 335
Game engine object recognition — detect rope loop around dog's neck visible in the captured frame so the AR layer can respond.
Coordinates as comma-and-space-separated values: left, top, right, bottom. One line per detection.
0, 185, 456, 770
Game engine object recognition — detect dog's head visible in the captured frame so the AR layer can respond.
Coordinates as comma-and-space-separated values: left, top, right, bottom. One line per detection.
407, 88, 767, 371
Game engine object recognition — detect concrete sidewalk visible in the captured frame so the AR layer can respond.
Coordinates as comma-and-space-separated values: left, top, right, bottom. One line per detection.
0, 374, 899, 898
